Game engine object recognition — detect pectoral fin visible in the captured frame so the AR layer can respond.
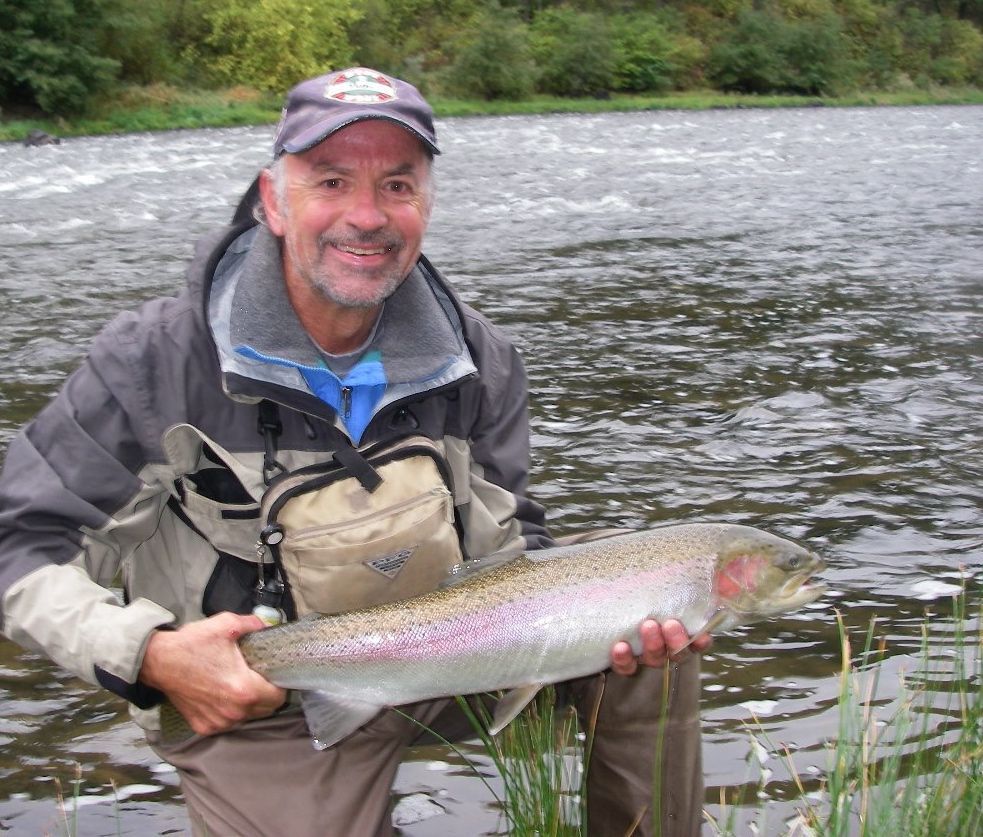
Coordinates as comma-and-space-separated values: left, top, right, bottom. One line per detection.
488, 684, 543, 735
697, 608, 733, 638
677, 608, 734, 654
300, 690, 383, 750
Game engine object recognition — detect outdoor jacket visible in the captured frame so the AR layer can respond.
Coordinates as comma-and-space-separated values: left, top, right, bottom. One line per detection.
0, 220, 551, 725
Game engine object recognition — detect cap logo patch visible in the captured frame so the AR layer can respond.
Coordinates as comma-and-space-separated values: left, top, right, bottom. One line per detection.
326, 69, 397, 105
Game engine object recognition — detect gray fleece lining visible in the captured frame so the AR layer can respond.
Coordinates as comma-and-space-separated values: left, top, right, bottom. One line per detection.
208, 226, 477, 406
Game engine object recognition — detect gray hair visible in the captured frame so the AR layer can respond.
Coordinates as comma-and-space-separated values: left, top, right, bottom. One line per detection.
252, 157, 288, 226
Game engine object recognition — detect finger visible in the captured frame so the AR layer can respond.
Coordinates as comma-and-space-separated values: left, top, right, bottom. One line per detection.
690, 632, 713, 654
610, 640, 639, 676
245, 671, 288, 712
638, 619, 670, 668
661, 620, 714, 662
221, 612, 268, 638
661, 619, 692, 658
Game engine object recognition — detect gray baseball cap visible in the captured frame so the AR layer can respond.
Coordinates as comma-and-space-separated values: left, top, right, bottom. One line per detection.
272, 67, 439, 158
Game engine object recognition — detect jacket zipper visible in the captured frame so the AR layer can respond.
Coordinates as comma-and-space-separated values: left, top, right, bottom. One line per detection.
233, 371, 478, 440
341, 386, 353, 421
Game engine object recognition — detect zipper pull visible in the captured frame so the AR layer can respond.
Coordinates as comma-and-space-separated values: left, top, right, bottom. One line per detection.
341, 386, 353, 420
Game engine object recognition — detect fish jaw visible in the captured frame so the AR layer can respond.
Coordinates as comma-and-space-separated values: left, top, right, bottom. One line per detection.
767, 568, 828, 613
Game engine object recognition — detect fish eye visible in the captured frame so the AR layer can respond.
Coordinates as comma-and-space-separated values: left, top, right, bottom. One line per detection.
787, 555, 801, 569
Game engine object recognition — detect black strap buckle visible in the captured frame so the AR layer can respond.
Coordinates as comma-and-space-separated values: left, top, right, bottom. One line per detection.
257, 400, 286, 484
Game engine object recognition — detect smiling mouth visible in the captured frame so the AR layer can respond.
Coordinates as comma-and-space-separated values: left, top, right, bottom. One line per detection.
334, 242, 396, 257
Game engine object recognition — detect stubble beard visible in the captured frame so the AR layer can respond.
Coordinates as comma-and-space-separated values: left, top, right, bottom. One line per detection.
292, 232, 409, 310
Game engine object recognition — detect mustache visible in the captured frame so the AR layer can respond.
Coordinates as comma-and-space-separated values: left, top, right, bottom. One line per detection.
317, 232, 403, 252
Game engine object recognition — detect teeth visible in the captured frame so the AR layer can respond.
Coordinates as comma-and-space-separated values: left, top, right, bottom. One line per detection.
341, 245, 388, 256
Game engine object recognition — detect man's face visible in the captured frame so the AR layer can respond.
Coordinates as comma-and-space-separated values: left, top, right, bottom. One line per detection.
262, 120, 432, 310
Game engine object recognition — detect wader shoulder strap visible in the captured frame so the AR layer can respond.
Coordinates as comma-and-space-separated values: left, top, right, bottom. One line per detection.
257, 400, 383, 492
332, 445, 383, 493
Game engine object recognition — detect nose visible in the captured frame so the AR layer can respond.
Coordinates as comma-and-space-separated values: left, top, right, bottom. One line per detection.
345, 185, 387, 231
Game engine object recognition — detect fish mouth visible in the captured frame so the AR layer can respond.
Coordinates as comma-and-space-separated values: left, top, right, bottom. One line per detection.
775, 562, 828, 609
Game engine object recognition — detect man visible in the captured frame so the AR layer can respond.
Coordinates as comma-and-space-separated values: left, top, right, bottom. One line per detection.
0, 67, 707, 835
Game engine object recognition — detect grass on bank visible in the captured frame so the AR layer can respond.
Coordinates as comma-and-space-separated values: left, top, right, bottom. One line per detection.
463, 592, 981, 837
709, 596, 982, 837
458, 688, 590, 836
3, 83, 983, 144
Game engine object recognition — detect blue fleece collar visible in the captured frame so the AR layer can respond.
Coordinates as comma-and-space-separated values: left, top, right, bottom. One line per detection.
235, 346, 386, 442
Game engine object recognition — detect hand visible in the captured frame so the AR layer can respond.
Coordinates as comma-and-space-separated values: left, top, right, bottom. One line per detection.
610, 618, 713, 676
139, 612, 286, 736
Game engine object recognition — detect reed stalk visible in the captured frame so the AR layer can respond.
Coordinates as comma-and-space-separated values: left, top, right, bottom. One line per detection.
458, 687, 587, 836
710, 589, 983, 836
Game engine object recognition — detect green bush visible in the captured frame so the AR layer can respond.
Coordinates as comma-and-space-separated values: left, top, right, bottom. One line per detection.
780, 13, 854, 95
609, 12, 707, 93
708, 7, 854, 95
707, 9, 786, 94
0, 0, 119, 115
96, 1, 183, 84
609, 13, 676, 93
446, 6, 535, 100
529, 6, 616, 97
931, 18, 983, 85
857, 21, 906, 89
191, 0, 361, 93
887, 8, 983, 87
349, 0, 481, 91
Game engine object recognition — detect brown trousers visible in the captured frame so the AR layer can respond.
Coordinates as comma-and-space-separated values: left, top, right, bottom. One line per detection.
150, 656, 703, 837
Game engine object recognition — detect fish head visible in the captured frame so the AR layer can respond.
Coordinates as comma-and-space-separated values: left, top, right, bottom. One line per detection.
711, 527, 827, 626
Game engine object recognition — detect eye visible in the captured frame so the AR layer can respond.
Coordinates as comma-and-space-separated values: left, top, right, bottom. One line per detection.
787, 555, 801, 569
322, 178, 342, 189
385, 179, 414, 196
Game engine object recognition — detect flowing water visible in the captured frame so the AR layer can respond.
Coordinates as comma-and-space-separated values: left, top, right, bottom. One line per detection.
0, 105, 981, 834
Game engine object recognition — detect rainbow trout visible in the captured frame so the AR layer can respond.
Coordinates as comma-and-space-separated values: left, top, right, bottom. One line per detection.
237, 523, 826, 749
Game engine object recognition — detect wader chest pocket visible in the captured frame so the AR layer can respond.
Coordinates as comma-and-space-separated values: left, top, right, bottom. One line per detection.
261, 436, 462, 616
175, 467, 260, 561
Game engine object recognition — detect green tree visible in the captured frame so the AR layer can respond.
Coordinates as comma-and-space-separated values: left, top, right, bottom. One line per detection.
0, 0, 119, 115
609, 12, 705, 92
708, 6, 854, 94
895, 7, 983, 85
191, 0, 362, 93
780, 12, 853, 94
348, 0, 479, 89
707, 8, 787, 93
446, 5, 535, 100
933, 16, 983, 84
96, 0, 182, 84
833, 0, 903, 88
529, 6, 616, 96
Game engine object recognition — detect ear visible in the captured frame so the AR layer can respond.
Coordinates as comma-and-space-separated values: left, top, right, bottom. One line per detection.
259, 168, 287, 237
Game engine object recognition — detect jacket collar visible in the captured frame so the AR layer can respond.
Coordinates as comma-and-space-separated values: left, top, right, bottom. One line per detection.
206, 225, 477, 428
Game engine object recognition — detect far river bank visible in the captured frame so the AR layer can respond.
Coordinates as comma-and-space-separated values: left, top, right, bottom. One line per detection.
3, 82, 983, 144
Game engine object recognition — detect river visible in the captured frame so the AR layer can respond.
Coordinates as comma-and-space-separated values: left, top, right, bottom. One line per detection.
0, 105, 981, 834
